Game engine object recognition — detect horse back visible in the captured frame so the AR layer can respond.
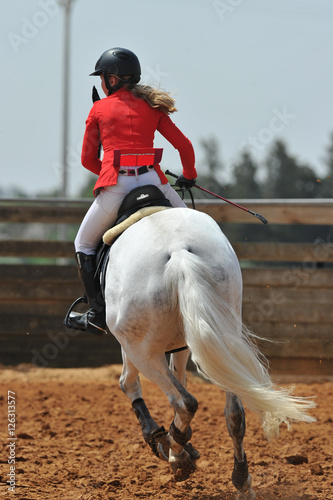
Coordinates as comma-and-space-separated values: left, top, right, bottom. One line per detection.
104, 208, 241, 346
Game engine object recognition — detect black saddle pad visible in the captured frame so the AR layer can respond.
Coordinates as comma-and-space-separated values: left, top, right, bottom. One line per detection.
116, 185, 172, 225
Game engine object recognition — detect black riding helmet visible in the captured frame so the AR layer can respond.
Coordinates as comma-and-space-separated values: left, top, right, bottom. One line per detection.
90, 47, 141, 95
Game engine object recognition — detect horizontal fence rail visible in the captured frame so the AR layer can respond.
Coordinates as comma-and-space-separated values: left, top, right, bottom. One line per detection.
1, 197, 333, 224
0, 197, 332, 373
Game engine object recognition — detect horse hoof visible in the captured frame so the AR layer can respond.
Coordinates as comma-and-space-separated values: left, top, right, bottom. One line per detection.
235, 486, 256, 500
170, 450, 196, 481
235, 474, 256, 500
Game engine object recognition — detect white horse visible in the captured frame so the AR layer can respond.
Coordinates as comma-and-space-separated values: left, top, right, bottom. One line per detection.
103, 207, 315, 498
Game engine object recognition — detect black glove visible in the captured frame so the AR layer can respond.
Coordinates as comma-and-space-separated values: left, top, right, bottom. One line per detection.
175, 174, 196, 189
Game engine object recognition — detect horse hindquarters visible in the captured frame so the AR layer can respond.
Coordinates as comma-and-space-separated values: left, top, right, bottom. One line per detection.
164, 247, 316, 440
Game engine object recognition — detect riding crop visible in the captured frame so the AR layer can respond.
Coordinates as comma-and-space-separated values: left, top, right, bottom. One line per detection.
165, 170, 268, 224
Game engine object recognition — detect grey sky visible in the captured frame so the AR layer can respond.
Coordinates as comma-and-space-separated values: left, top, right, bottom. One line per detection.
1, 0, 333, 196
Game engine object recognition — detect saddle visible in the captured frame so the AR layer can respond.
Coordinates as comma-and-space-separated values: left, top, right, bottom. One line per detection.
97, 185, 172, 293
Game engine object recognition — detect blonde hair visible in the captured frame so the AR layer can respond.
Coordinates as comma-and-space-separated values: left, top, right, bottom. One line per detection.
114, 75, 177, 114
129, 84, 177, 114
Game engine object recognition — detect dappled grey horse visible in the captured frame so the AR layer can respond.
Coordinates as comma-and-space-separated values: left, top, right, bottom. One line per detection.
103, 207, 315, 498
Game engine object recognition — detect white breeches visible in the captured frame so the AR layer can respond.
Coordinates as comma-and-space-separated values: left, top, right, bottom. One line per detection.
74, 170, 187, 255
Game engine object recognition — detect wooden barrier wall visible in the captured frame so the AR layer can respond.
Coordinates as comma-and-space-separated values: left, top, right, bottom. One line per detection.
0, 198, 332, 374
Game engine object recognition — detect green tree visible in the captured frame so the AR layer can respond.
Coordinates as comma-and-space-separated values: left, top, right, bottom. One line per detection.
319, 131, 333, 197
228, 150, 261, 199
263, 140, 319, 198
199, 136, 223, 178
195, 136, 227, 199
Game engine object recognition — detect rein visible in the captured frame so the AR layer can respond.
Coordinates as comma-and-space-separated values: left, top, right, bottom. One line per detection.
165, 170, 268, 224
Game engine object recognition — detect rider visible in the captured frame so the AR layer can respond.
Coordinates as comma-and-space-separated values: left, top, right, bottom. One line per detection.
68, 47, 197, 336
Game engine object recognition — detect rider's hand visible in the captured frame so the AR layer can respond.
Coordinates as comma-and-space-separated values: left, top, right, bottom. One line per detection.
175, 174, 196, 189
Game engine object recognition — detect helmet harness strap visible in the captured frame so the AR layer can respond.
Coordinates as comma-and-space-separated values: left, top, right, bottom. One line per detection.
103, 72, 123, 96
104, 73, 138, 96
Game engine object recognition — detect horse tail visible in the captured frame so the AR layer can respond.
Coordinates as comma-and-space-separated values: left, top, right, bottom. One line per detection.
164, 249, 316, 440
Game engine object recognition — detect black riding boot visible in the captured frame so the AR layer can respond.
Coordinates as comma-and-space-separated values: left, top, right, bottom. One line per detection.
68, 252, 106, 335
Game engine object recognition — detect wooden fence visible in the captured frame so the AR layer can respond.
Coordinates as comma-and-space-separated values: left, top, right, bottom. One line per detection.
0, 198, 332, 374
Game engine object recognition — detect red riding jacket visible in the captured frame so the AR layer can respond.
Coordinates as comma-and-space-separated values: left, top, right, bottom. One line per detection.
81, 88, 197, 196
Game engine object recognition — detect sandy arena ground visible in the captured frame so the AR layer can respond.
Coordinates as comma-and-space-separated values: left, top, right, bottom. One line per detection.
0, 365, 332, 500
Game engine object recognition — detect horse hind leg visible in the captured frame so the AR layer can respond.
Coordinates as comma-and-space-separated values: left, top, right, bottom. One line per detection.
169, 350, 200, 461
169, 349, 190, 388
224, 392, 256, 500
121, 346, 199, 480
164, 373, 199, 480
132, 399, 169, 460
119, 350, 168, 460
